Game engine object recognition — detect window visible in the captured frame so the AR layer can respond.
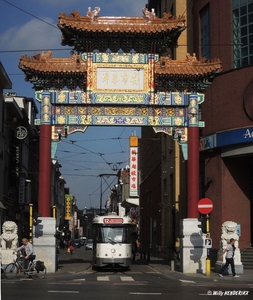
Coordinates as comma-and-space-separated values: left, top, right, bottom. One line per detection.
200, 5, 211, 59
95, 226, 131, 243
233, 0, 253, 68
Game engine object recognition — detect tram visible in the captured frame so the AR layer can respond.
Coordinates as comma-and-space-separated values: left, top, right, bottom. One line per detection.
92, 213, 134, 269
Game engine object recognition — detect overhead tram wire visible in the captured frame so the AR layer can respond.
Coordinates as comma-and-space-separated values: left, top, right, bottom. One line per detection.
2, 0, 59, 30
60, 141, 126, 172
0, 48, 73, 54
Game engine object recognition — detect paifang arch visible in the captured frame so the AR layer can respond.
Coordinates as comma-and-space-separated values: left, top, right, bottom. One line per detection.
19, 7, 222, 217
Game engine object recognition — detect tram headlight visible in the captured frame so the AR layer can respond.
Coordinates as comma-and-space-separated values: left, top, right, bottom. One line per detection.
111, 248, 116, 253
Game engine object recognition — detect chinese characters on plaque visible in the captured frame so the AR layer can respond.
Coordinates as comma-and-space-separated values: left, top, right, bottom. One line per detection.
97, 68, 144, 91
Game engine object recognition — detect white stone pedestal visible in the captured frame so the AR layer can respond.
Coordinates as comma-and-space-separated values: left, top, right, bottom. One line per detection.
180, 218, 207, 274
0, 249, 16, 266
33, 217, 56, 273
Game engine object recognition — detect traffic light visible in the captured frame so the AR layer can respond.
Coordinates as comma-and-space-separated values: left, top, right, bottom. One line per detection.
198, 217, 207, 234
33, 212, 42, 226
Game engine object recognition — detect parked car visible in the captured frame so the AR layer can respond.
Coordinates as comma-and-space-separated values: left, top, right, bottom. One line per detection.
80, 237, 86, 246
86, 239, 93, 250
74, 239, 81, 248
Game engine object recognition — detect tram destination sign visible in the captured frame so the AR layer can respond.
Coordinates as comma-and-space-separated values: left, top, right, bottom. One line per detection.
103, 218, 123, 224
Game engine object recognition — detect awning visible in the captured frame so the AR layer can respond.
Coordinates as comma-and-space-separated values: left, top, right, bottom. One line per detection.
121, 198, 139, 208
0, 201, 7, 210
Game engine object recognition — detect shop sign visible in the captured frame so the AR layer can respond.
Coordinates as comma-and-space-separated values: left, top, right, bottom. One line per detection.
15, 126, 28, 140
129, 146, 138, 197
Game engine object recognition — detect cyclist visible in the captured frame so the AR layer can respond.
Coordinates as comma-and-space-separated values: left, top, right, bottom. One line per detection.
13, 238, 36, 270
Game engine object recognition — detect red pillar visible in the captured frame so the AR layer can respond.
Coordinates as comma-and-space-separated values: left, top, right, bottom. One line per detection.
187, 94, 199, 218
38, 92, 51, 217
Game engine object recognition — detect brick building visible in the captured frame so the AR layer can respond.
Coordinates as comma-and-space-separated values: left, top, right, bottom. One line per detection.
140, 0, 253, 259
194, 0, 253, 249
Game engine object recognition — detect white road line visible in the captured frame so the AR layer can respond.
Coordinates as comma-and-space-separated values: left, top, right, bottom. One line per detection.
97, 276, 110, 281
129, 292, 162, 295
179, 279, 196, 283
48, 291, 79, 294
115, 283, 147, 286
73, 278, 86, 281
120, 276, 134, 281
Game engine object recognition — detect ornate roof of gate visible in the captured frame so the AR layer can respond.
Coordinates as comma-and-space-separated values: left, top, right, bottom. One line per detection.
19, 51, 222, 91
57, 8, 186, 53
156, 54, 222, 76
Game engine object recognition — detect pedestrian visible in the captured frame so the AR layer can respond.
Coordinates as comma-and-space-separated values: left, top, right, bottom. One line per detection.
68, 239, 74, 254
219, 238, 239, 278
13, 238, 36, 270
131, 232, 140, 263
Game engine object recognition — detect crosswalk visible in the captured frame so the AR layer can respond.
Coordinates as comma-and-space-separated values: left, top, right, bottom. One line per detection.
50, 275, 148, 285
72, 275, 139, 282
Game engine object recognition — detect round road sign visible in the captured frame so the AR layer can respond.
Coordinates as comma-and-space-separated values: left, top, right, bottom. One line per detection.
198, 198, 213, 214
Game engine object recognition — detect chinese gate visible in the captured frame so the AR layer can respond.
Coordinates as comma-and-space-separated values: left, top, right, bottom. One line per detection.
19, 6, 222, 218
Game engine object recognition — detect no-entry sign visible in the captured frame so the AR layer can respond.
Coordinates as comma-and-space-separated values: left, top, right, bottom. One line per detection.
198, 198, 213, 214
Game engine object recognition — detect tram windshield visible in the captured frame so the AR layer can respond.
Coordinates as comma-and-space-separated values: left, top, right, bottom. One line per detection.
94, 226, 132, 244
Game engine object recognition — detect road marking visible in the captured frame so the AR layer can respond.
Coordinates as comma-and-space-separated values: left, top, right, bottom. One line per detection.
179, 279, 196, 283
48, 291, 79, 294
73, 278, 86, 281
129, 292, 162, 295
97, 276, 110, 281
120, 276, 134, 281
115, 283, 147, 286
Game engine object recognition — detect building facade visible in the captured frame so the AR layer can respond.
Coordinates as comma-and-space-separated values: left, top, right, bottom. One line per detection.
139, 0, 193, 257
140, 0, 253, 263
194, 0, 253, 250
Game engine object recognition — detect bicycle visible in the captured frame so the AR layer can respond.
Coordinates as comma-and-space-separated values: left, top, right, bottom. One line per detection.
4, 254, 46, 279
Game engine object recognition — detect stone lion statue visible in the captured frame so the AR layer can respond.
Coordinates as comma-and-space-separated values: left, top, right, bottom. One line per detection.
221, 221, 239, 249
0, 221, 18, 250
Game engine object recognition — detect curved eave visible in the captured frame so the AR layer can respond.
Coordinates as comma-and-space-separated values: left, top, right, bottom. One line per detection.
58, 14, 186, 51
155, 62, 222, 77
19, 55, 87, 73
57, 14, 186, 34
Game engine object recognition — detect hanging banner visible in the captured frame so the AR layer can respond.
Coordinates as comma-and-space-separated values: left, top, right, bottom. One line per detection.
65, 194, 73, 220
129, 137, 138, 197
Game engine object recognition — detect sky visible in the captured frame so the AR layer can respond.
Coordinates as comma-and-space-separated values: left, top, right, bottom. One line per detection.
0, 0, 148, 209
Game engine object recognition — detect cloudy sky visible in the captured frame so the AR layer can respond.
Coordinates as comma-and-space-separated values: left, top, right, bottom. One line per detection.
0, 0, 147, 209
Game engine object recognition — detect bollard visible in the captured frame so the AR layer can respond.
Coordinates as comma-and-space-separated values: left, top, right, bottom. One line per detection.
171, 260, 175, 271
147, 251, 150, 262
206, 258, 211, 276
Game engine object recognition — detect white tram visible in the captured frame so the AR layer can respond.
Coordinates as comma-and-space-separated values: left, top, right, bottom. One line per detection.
92, 213, 134, 268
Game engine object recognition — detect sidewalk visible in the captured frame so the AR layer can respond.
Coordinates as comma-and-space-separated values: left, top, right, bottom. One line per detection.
140, 256, 253, 284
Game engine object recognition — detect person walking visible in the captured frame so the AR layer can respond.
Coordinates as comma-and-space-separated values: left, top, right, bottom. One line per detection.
219, 238, 239, 278
68, 239, 74, 254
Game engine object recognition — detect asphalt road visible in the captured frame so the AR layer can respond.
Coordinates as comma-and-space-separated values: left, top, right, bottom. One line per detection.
1, 247, 252, 300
